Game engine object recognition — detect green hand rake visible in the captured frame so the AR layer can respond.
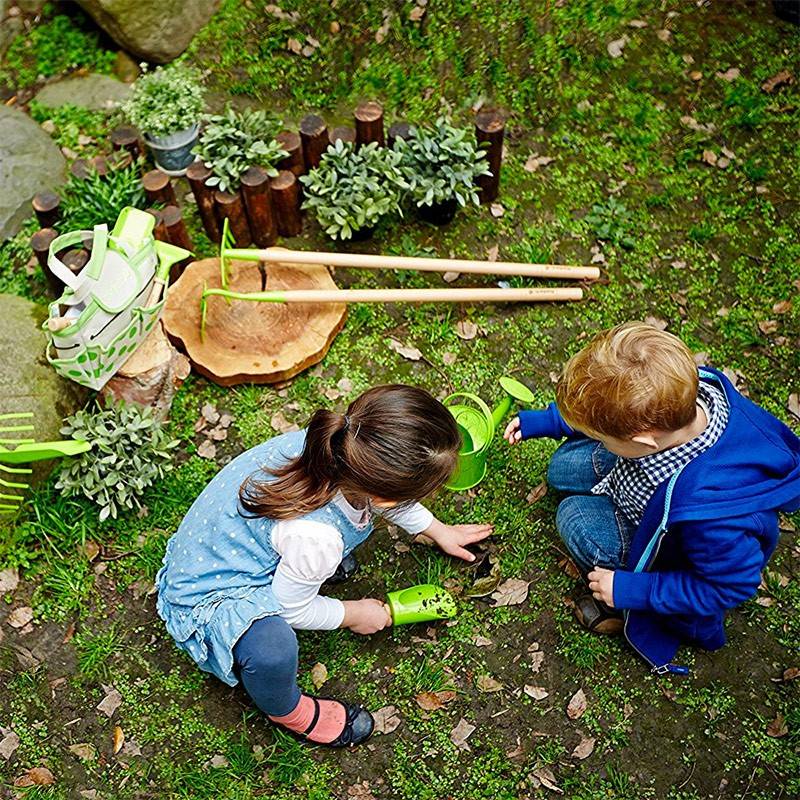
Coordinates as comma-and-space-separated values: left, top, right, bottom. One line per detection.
0, 412, 92, 514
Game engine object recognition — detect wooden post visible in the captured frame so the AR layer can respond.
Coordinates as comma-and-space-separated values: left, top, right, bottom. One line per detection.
276, 131, 304, 176
32, 193, 60, 228
142, 169, 176, 206
475, 109, 505, 203
186, 162, 221, 242
162, 205, 193, 284
240, 166, 278, 248
90, 155, 109, 176
355, 101, 385, 147
330, 126, 356, 146
299, 115, 329, 171
31, 228, 60, 295
70, 159, 90, 180
62, 249, 90, 274
146, 208, 169, 243
269, 170, 302, 237
110, 126, 141, 159
214, 190, 251, 246
387, 121, 411, 148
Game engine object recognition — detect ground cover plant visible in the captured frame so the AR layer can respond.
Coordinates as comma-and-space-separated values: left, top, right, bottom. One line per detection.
1, 2, 799, 800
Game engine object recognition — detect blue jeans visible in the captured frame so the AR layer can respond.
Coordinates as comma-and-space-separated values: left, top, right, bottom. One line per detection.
233, 615, 301, 717
547, 438, 635, 574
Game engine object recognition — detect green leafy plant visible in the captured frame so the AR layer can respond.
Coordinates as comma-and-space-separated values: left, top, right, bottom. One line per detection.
300, 139, 407, 240
123, 63, 205, 139
583, 196, 635, 249
394, 117, 490, 208
60, 162, 147, 230
193, 107, 287, 193
28, 101, 111, 155
56, 402, 178, 521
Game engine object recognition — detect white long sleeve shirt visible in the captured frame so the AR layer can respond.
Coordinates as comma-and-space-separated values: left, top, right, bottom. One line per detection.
270, 494, 433, 630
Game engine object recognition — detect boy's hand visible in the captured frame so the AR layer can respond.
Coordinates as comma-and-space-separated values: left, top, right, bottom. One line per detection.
503, 417, 522, 445
587, 567, 615, 607
421, 520, 494, 562
342, 598, 392, 635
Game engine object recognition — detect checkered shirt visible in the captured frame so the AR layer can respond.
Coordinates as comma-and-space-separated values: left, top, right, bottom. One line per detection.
591, 381, 730, 526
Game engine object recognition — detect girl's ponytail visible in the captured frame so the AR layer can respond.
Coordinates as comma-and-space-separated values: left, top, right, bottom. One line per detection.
240, 385, 460, 521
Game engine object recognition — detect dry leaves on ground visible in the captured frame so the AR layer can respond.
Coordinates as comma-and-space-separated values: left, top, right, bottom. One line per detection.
607, 35, 629, 58
415, 690, 456, 711
491, 578, 530, 607
766, 712, 788, 738
310, 662, 328, 690
113, 726, 125, 755
472, 635, 493, 647
372, 705, 401, 734
786, 394, 799, 420
758, 319, 778, 335
490, 203, 505, 218
270, 411, 299, 434
476, 674, 504, 693
388, 338, 422, 361
566, 688, 588, 719
524, 153, 556, 172
644, 315, 668, 331
529, 648, 545, 673
96, 686, 123, 718
455, 320, 479, 340
450, 718, 476, 750
572, 734, 596, 760
14, 767, 55, 787
7, 606, 33, 629
68, 743, 97, 761
716, 67, 740, 81
0, 731, 20, 760
526, 482, 547, 505
0, 567, 19, 594
196, 440, 217, 460
347, 781, 377, 800
524, 685, 549, 700
761, 69, 793, 93
531, 766, 563, 793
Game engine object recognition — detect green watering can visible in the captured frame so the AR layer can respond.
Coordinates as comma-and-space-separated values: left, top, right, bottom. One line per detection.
385, 583, 457, 625
445, 376, 535, 491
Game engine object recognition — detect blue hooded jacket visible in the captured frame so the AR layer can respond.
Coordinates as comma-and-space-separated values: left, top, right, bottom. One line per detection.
518, 367, 800, 673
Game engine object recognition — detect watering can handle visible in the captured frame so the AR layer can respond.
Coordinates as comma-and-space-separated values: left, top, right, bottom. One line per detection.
443, 391, 496, 438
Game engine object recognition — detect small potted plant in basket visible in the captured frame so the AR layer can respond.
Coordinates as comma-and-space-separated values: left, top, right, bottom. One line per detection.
123, 63, 205, 176
192, 107, 288, 193
394, 117, 490, 225
300, 139, 407, 241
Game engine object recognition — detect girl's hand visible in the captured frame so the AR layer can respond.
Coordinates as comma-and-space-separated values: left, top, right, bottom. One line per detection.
341, 598, 392, 635
503, 417, 522, 445
587, 567, 615, 607
422, 520, 494, 562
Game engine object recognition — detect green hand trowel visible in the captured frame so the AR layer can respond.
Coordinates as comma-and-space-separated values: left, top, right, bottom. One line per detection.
385, 583, 458, 625
445, 376, 535, 491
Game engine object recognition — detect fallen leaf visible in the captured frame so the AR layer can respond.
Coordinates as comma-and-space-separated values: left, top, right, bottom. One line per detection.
442, 352, 457, 366
347, 781, 377, 800
788, 394, 800, 420
201, 403, 220, 424
7, 606, 33, 629
781, 667, 799, 682
207, 754, 229, 768
558, 556, 582, 580
572, 734, 596, 760
766, 712, 788, 738
530, 650, 545, 673
270, 411, 299, 434
301, 45, 316, 57
466, 553, 502, 597
758, 319, 778, 335
717, 156, 730, 169
524, 153, 556, 172
388, 338, 422, 361
0, 731, 20, 760
607, 35, 629, 58
702, 149, 718, 166
489, 203, 504, 218
373, 705, 401, 734
644, 316, 668, 331
409, 5, 425, 22
532, 766, 563, 793
756, 596, 774, 607
772, 299, 792, 314
120, 739, 142, 757
566, 688, 587, 720
337, 377, 353, 394
14, 766, 55, 787
196, 440, 217, 459
207, 426, 228, 441
68, 743, 97, 761
450, 717, 476, 750
491, 578, 530, 607
656, 28, 672, 42
310, 662, 328, 690
487, 244, 499, 261
96, 687, 123, 718
524, 685, 549, 700
689, 70, 703, 81
112, 726, 124, 755
476, 674, 504, 693
762, 69, 794, 94
628, 19, 648, 28
716, 67, 740, 82
455, 320, 478, 340
526, 482, 547, 505
323, 386, 340, 401
415, 690, 456, 711
443, 271, 460, 283
0, 567, 19, 594
287, 38, 302, 54
472, 635, 493, 647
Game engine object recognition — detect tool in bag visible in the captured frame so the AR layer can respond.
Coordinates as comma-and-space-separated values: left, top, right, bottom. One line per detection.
44, 207, 191, 391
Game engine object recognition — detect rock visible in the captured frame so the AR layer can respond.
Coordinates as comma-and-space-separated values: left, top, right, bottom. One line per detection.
77, 0, 221, 63
17, 1, 48, 13
34, 74, 131, 111
0, 295, 87, 485
0, 107, 66, 241
0, 16, 23, 59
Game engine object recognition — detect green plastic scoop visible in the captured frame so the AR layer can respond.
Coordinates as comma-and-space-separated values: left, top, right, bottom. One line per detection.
385, 583, 458, 625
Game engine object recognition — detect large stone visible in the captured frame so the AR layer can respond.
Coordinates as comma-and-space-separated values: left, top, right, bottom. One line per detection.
77, 0, 221, 63
0, 295, 87, 485
34, 74, 131, 111
0, 106, 66, 241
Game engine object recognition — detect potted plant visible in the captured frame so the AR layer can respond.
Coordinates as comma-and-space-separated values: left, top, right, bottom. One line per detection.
192, 107, 288, 193
123, 63, 205, 176
300, 139, 407, 240
394, 117, 490, 225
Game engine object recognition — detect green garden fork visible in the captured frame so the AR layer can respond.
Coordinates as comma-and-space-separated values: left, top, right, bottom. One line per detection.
0, 412, 92, 513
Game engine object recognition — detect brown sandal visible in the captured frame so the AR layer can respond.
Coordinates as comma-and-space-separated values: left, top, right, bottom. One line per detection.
574, 593, 624, 635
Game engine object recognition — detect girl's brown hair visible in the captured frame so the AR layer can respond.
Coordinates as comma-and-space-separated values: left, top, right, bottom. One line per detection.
240, 385, 460, 520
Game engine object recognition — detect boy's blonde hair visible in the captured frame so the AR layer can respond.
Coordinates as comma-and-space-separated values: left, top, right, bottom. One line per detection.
556, 322, 698, 438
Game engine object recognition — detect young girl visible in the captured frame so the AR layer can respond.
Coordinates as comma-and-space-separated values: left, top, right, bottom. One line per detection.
156, 385, 492, 747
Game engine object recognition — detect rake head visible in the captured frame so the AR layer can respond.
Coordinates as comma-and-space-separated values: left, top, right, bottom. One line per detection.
0, 412, 34, 514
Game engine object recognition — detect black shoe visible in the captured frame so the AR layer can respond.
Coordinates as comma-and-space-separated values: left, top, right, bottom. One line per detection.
273, 696, 374, 748
326, 553, 359, 584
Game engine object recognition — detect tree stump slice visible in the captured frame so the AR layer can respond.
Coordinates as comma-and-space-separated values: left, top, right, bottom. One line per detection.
163, 257, 347, 386
100, 322, 190, 419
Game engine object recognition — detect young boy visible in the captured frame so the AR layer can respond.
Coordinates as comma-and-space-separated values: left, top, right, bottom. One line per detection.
505, 322, 800, 674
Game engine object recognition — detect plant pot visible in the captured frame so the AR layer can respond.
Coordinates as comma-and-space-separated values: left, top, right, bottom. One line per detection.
144, 124, 199, 177
349, 224, 375, 242
417, 198, 459, 226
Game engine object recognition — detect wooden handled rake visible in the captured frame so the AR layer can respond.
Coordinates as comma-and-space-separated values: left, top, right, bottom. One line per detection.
200, 220, 600, 340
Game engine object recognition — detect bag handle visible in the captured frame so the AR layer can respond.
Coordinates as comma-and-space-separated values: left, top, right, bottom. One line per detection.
48, 225, 109, 303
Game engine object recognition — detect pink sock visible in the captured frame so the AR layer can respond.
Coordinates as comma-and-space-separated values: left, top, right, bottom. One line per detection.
269, 695, 346, 744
